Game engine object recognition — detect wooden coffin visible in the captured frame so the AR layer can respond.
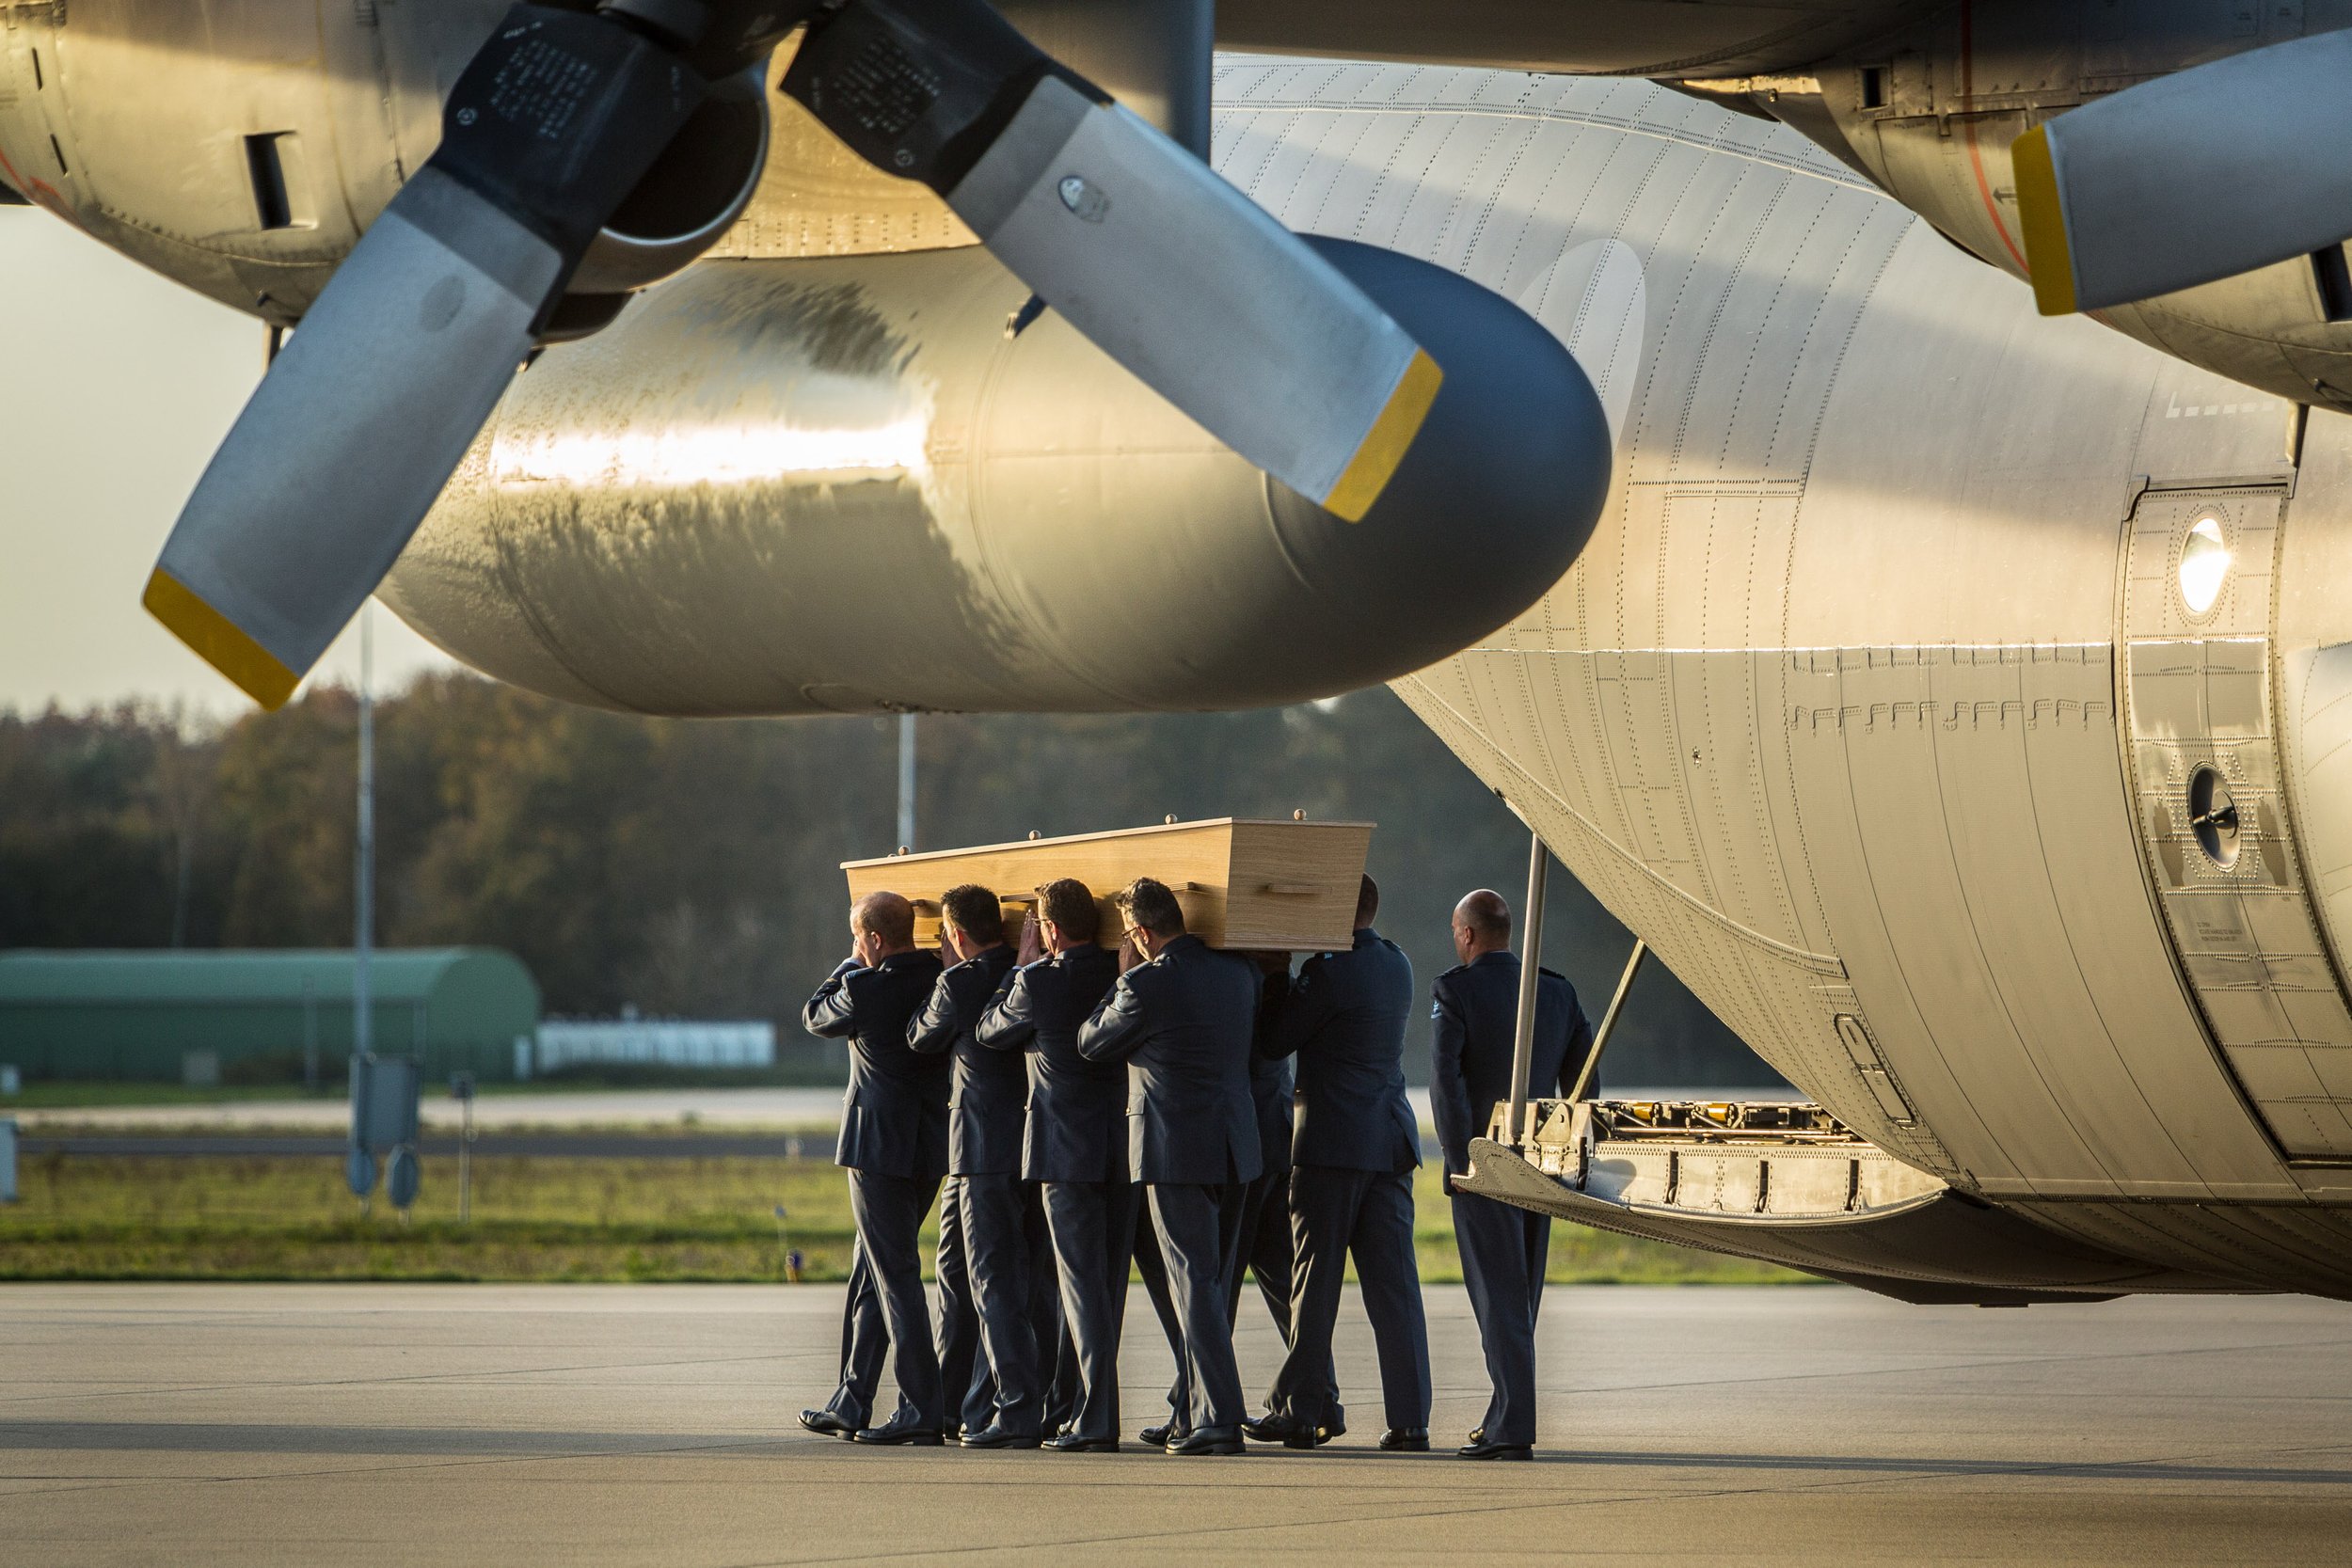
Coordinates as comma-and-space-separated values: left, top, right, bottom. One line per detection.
840, 817, 1374, 952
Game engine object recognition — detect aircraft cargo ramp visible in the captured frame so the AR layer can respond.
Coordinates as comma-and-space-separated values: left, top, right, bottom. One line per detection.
1457, 1101, 2248, 1305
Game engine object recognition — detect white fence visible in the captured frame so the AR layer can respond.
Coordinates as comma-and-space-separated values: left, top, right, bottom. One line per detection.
533, 1019, 776, 1074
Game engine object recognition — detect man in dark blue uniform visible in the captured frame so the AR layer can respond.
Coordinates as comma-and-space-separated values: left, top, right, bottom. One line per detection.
799, 890, 950, 1445
1248, 874, 1431, 1451
1134, 964, 1304, 1448
977, 877, 1128, 1451
908, 883, 1032, 1447
1133, 965, 1298, 1447
1432, 887, 1593, 1461
1077, 878, 1262, 1456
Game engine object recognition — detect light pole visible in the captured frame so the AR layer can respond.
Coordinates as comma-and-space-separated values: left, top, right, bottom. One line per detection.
347, 604, 377, 1208
357, 603, 373, 1061
896, 711, 917, 851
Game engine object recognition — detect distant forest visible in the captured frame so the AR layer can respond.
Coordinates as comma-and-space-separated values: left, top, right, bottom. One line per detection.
0, 676, 1782, 1088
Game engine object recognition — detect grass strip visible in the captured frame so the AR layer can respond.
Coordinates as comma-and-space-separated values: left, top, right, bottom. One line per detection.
0, 1153, 1809, 1286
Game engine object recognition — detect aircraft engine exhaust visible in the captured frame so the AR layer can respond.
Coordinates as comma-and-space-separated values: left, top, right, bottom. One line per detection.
381, 240, 1611, 717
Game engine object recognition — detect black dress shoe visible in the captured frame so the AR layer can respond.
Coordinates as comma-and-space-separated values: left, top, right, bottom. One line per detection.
854, 1419, 945, 1446
1240, 1414, 1323, 1450
799, 1409, 856, 1440
1456, 1437, 1533, 1461
961, 1424, 1042, 1449
1138, 1422, 1176, 1446
1050, 1433, 1120, 1452
1167, 1425, 1246, 1456
1379, 1428, 1431, 1451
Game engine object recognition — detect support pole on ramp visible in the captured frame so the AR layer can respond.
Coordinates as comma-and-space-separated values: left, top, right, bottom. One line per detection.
1505, 829, 1549, 1149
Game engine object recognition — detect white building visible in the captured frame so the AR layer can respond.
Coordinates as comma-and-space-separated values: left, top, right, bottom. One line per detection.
533, 1016, 775, 1075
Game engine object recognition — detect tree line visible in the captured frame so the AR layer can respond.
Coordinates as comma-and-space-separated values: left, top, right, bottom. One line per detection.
0, 675, 1780, 1087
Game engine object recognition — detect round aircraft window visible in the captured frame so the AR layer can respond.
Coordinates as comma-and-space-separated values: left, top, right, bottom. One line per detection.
2187, 764, 2241, 869
2178, 516, 2232, 616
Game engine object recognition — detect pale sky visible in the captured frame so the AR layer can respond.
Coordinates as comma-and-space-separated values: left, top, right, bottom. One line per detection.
0, 210, 457, 721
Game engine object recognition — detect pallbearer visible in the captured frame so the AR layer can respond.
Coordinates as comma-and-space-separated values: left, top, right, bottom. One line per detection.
1077, 878, 1263, 1456
1151, 958, 1298, 1444
1431, 889, 1592, 1461
908, 884, 1032, 1447
800, 892, 949, 1444
977, 879, 1128, 1451
1249, 874, 1431, 1450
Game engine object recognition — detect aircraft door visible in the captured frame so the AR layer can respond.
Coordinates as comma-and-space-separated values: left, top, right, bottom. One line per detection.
2118, 484, 2352, 1159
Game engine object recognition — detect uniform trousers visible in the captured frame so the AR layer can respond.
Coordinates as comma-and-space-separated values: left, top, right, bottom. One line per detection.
1148, 1182, 1248, 1434
1232, 1157, 1339, 1420
1040, 1178, 1138, 1443
820, 1240, 887, 1427
847, 1168, 946, 1431
1132, 1208, 1185, 1426
1227, 1159, 1295, 1338
955, 1170, 1041, 1434
1272, 1165, 1430, 1431
1025, 1185, 1075, 1434
1450, 1188, 1550, 1445
933, 1180, 981, 1430
1139, 1175, 1302, 1428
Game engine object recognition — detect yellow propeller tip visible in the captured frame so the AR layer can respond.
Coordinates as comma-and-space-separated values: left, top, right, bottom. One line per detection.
2010, 125, 2080, 317
1321, 348, 1443, 523
142, 568, 301, 711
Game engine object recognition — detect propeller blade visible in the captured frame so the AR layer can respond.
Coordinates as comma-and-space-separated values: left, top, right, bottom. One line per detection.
145, 4, 707, 707
148, 173, 558, 709
785, 0, 1439, 522
2013, 29, 2352, 316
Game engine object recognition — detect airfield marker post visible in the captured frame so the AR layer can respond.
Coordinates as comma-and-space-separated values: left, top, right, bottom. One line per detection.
452, 1072, 476, 1224
1506, 831, 1549, 1148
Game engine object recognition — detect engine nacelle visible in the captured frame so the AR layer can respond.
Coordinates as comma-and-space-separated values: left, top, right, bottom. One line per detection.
569, 67, 771, 302
382, 240, 1610, 716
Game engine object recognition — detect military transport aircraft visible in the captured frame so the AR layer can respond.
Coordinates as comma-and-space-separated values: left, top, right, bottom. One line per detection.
8, 0, 2352, 1305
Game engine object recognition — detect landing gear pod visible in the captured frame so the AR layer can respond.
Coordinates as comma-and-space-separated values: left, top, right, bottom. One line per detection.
382, 240, 1611, 716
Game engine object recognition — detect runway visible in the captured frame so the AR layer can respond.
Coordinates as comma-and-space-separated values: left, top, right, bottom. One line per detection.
3, 1284, 2347, 1564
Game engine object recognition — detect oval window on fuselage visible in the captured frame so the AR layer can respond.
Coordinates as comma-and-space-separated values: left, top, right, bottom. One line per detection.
2179, 516, 2231, 616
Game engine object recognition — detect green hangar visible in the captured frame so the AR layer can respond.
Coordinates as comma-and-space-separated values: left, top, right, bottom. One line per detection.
0, 949, 541, 1085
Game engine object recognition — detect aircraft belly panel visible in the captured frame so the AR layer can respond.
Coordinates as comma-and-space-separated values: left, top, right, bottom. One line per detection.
2008, 1197, 2352, 1298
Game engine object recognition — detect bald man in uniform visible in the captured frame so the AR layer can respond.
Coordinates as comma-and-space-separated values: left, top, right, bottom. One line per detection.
1431, 888, 1593, 1461
802, 891, 950, 1444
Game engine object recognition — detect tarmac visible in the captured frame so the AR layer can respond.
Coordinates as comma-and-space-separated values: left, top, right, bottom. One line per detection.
3, 1282, 2348, 1564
